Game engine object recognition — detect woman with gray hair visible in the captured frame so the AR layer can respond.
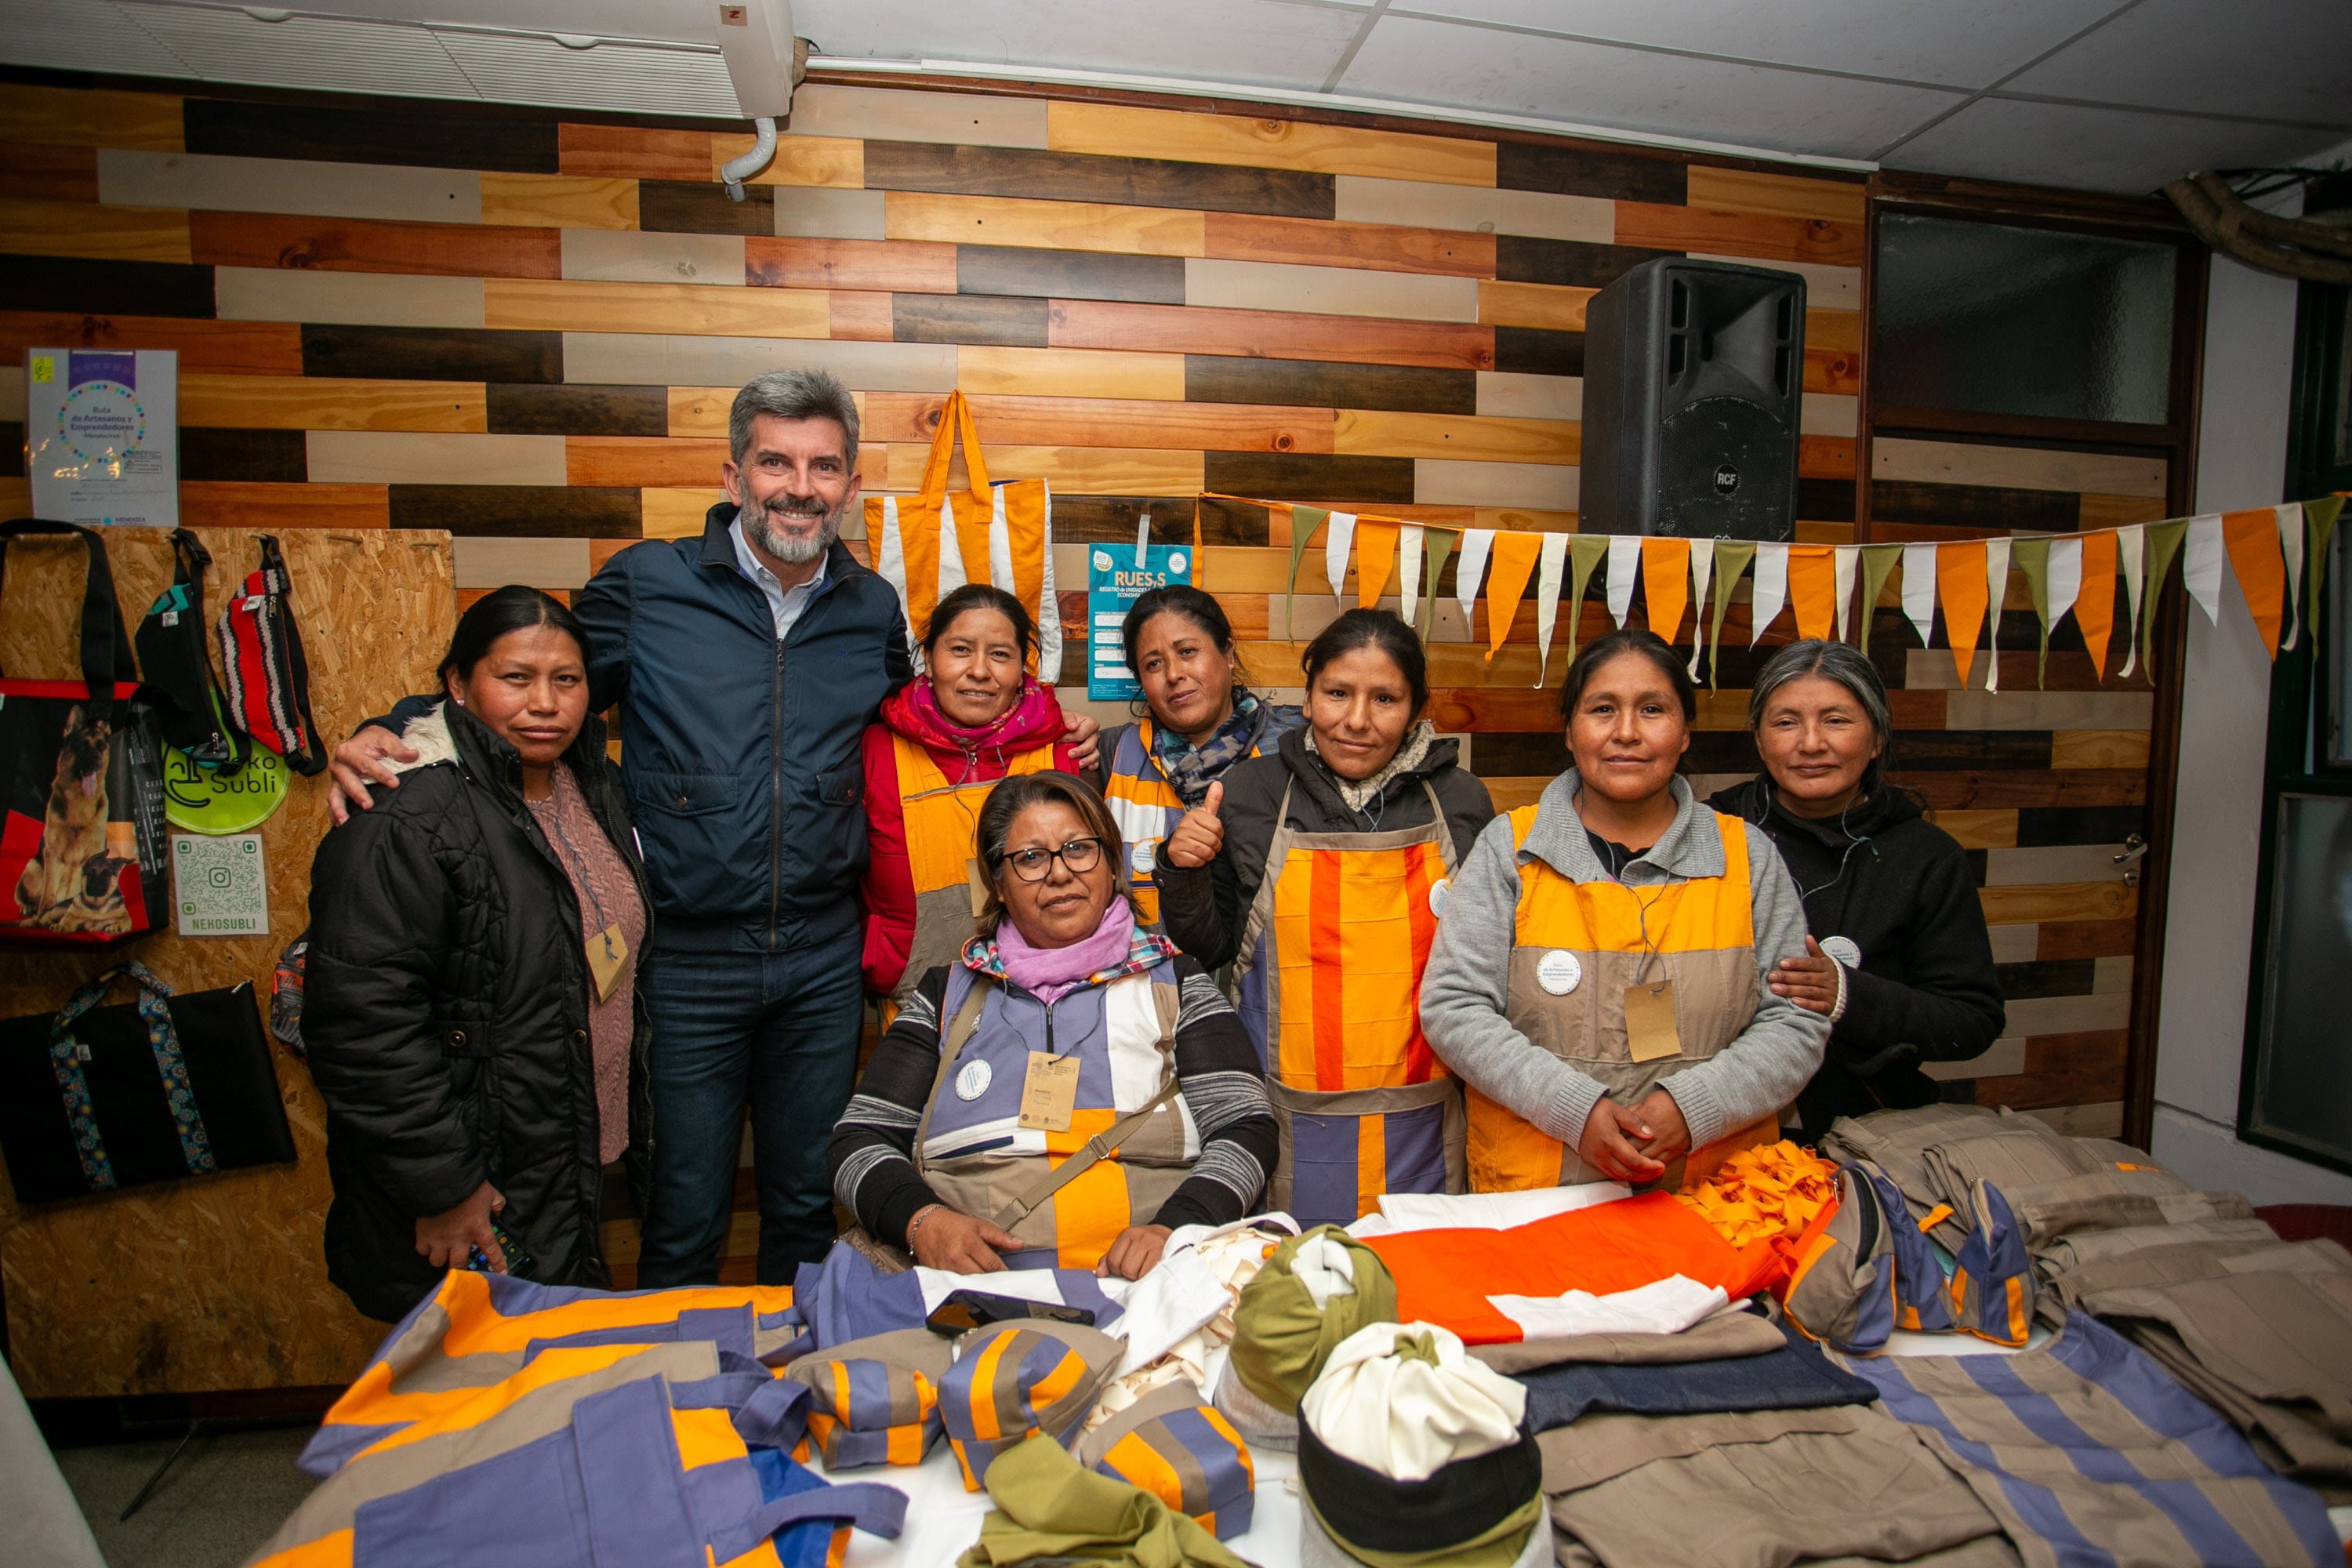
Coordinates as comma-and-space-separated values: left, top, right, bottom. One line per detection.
1705, 639, 2003, 1138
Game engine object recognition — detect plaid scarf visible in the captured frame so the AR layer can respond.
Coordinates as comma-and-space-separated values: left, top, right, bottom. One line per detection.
1152, 688, 1272, 807
961, 921, 1178, 994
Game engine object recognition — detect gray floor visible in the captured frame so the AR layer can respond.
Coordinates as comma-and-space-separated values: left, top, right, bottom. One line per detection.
53, 1427, 318, 1568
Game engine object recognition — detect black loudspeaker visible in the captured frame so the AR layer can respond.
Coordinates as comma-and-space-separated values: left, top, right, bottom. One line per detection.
1581, 256, 1806, 541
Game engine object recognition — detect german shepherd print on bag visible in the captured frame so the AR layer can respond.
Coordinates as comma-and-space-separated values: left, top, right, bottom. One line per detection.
2, 684, 169, 946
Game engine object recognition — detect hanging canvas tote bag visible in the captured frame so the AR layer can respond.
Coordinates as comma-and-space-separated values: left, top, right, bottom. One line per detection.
863, 390, 1061, 677
0, 519, 169, 947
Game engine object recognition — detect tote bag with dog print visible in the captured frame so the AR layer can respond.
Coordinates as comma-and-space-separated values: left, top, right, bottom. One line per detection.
0, 520, 169, 948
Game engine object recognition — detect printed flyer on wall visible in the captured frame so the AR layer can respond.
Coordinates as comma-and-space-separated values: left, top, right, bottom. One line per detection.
1087, 539, 1192, 701
25, 347, 179, 528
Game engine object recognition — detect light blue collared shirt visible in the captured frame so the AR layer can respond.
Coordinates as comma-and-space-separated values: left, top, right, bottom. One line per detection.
729, 511, 829, 640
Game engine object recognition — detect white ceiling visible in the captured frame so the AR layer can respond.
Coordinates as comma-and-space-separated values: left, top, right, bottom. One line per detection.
2, 0, 2346, 193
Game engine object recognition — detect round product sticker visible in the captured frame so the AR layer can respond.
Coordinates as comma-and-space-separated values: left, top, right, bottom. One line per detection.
955, 1059, 993, 1101
162, 745, 288, 834
1168, 552, 1188, 575
1821, 935, 1862, 968
1131, 837, 1160, 875
1428, 877, 1450, 919
1536, 949, 1582, 996
1092, 550, 1113, 570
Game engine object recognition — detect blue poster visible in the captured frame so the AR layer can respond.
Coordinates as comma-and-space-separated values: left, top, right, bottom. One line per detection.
1087, 543, 1192, 701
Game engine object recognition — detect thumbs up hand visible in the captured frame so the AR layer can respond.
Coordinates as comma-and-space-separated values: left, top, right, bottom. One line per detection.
1163, 780, 1225, 869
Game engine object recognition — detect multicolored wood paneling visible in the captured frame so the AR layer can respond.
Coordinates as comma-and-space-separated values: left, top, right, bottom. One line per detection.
1, 76, 2165, 1291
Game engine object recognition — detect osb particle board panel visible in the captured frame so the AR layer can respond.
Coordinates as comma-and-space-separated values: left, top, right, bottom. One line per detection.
0, 525, 454, 1399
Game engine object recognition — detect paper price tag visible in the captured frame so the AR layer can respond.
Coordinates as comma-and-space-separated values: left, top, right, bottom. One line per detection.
1018, 1053, 1080, 1132
1623, 978, 1682, 1063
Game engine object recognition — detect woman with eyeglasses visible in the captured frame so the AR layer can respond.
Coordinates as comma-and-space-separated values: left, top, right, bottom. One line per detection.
1154, 608, 1494, 1229
861, 583, 1084, 1006
829, 771, 1274, 1279
1097, 585, 1303, 927
1704, 639, 2003, 1138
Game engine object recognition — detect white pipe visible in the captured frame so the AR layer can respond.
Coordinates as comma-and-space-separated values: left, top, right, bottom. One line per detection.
720, 116, 777, 202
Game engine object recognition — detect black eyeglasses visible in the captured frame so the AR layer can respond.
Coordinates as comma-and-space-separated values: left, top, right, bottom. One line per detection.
1000, 837, 1107, 882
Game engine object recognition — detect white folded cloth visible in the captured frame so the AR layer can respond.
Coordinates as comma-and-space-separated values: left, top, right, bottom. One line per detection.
1301, 1321, 1528, 1482
1485, 1273, 1730, 1341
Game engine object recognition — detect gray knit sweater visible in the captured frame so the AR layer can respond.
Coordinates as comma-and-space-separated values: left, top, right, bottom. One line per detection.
1418, 770, 1829, 1151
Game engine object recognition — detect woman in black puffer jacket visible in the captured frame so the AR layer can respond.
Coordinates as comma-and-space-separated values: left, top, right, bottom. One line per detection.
306, 587, 652, 1322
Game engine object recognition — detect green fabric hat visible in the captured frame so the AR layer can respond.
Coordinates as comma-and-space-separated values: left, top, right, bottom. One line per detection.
1229, 1226, 1398, 1415
957, 1421, 1251, 1568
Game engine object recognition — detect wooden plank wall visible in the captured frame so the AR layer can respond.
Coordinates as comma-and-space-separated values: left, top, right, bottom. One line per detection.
0, 74, 2157, 1307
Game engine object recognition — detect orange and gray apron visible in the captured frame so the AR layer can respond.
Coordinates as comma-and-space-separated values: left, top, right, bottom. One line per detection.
1232, 780, 1465, 1227
914, 962, 1195, 1270
1102, 719, 1276, 929
1469, 802, 1779, 1193
891, 731, 1055, 1003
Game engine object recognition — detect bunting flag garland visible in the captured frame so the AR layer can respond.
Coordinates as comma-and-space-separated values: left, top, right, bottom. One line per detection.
1937, 539, 1991, 691
1751, 543, 1790, 646
2220, 508, 2286, 657
1192, 489, 2339, 697
1605, 534, 1642, 627
1983, 536, 2012, 692
1786, 545, 1837, 641
1902, 543, 1938, 648
1643, 537, 1692, 645
1687, 539, 1717, 679
1832, 546, 1859, 643
1355, 520, 1399, 610
1454, 528, 1494, 636
1418, 527, 1454, 639
2117, 523, 2147, 680
1483, 530, 1544, 659
1708, 541, 1756, 687
1857, 544, 1902, 650
1532, 532, 1571, 687
2077, 529, 2118, 681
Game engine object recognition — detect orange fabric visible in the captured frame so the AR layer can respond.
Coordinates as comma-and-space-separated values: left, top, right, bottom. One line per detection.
1361, 1192, 1786, 1343
1786, 546, 1838, 641
1269, 839, 1450, 1091
2075, 530, 2118, 680
1936, 540, 1991, 689
2222, 506, 2288, 657
1355, 521, 1399, 608
1677, 1139, 1838, 1250
1483, 531, 1544, 659
1640, 537, 1690, 642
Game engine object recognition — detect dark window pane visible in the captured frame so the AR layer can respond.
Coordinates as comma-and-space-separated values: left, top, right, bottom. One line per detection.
2248, 791, 2352, 1163
1872, 212, 2176, 425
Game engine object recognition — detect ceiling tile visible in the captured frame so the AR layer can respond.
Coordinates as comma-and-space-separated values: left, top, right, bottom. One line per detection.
1338, 16, 1965, 159
791, 0, 1369, 91
2002, 0, 2352, 126
1390, 0, 2118, 88
1886, 96, 2348, 193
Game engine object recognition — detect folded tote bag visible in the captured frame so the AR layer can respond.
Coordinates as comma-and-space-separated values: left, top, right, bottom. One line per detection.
863, 390, 1061, 677
0, 519, 169, 947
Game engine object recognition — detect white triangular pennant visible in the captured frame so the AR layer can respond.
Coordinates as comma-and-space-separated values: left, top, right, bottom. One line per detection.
1605, 535, 1640, 627
1456, 528, 1494, 630
2278, 503, 2305, 652
2047, 535, 2083, 629
1325, 511, 1358, 602
1533, 532, 1570, 688
1833, 545, 1858, 643
1902, 543, 1937, 647
2182, 514, 2226, 625
1398, 524, 1425, 622
1750, 543, 1788, 646
1983, 535, 2011, 692
1687, 539, 1715, 679
2118, 524, 2146, 679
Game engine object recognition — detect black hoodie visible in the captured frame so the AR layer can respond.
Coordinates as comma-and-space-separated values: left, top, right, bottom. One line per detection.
1156, 724, 1494, 971
1705, 776, 2005, 1136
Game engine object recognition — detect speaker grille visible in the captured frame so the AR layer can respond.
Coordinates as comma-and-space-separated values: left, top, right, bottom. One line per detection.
1655, 396, 1797, 541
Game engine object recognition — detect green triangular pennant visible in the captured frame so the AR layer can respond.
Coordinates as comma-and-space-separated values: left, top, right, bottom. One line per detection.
2011, 535, 2053, 688
1708, 541, 1758, 690
2140, 517, 2189, 681
1285, 505, 1325, 642
1564, 535, 1608, 666
1856, 544, 1901, 652
1421, 528, 1455, 640
2307, 495, 2346, 637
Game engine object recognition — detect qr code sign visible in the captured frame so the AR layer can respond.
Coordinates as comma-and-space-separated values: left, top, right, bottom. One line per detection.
172, 832, 270, 937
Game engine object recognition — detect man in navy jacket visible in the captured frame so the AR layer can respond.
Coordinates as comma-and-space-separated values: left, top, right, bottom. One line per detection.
330, 369, 1090, 1285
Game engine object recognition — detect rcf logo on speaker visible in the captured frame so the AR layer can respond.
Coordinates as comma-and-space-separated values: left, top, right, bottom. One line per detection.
1712, 465, 1740, 495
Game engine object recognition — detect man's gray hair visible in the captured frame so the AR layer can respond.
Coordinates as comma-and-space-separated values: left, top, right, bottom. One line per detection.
730, 368, 859, 468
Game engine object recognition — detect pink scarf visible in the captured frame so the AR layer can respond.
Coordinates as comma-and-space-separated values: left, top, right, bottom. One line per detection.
994, 898, 1136, 1005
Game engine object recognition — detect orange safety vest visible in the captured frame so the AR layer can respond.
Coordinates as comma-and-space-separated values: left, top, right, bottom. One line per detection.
891, 731, 1056, 1002
1468, 801, 1776, 1193
1232, 779, 1465, 1227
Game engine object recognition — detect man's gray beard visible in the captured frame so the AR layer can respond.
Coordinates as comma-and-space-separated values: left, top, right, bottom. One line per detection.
744, 499, 842, 565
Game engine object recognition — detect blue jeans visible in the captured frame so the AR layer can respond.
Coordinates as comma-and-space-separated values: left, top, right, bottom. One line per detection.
635, 931, 865, 1286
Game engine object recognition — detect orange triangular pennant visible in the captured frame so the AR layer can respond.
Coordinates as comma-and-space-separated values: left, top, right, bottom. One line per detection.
1356, 521, 1399, 609
1640, 537, 1690, 644
1484, 531, 1545, 659
2076, 529, 2118, 681
2221, 507, 2286, 658
1936, 539, 1991, 689
1787, 545, 1838, 641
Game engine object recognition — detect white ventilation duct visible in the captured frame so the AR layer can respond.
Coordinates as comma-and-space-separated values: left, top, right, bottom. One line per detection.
714, 0, 800, 201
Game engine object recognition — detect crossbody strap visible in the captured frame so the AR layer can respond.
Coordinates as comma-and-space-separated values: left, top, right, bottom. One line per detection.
987, 984, 1182, 1233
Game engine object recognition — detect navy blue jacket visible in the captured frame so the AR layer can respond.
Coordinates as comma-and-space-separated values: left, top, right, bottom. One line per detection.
389, 504, 911, 953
